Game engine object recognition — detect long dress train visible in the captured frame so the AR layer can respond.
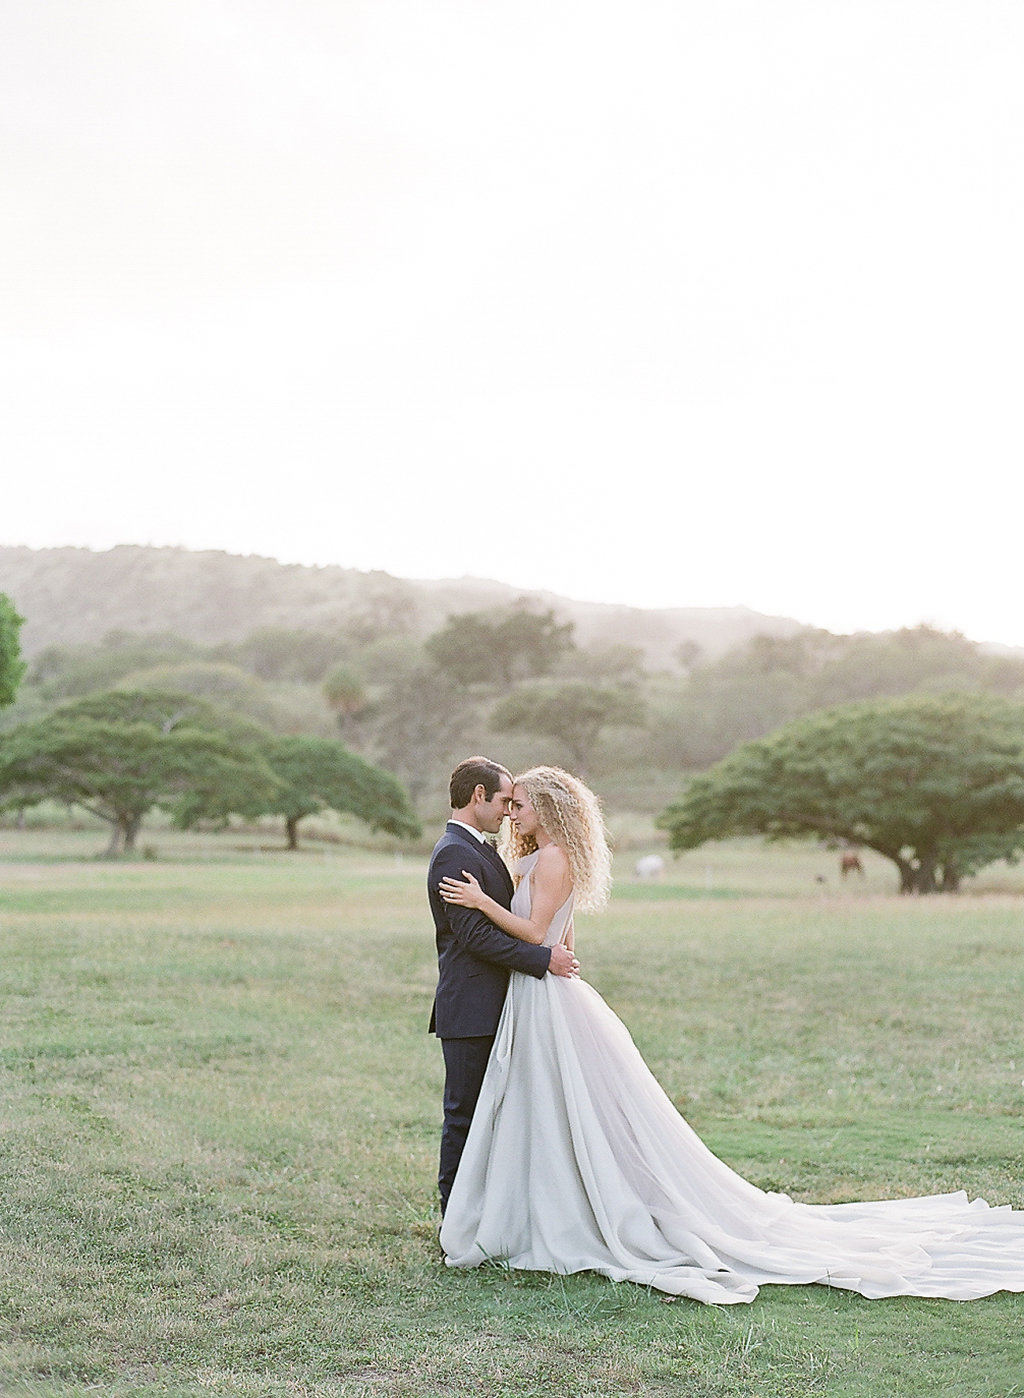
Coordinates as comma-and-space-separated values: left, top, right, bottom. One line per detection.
439, 853, 1024, 1305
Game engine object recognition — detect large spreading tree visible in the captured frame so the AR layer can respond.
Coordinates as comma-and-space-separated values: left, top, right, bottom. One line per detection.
259, 735, 420, 849
658, 692, 1024, 893
0, 689, 278, 855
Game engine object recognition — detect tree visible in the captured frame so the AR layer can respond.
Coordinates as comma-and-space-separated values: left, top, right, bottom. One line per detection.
674, 640, 704, 673
323, 664, 369, 742
425, 612, 497, 685
648, 624, 1024, 770
491, 681, 645, 773
425, 604, 575, 687
658, 692, 1024, 894
368, 666, 474, 803
117, 661, 264, 703
343, 574, 420, 645
801, 625, 991, 709
31, 630, 205, 701
222, 627, 349, 683
259, 735, 420, 849
563, 643, 647, 684
0, 689, 278, 855
114, 660, 288, 729
0, 594, 26, 708
497, 606, 576, 681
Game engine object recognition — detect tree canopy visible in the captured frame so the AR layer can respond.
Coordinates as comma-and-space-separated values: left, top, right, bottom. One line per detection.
31, 630, 205, 701
492, 681, 645, 773
645, 626, 1024, 771
425, 605, 575, 687
0, 689, 277, 855
659, 692, 1024, 893
0, 594, 27, 708
13, 585, 1024, 837
322, 663, 369, 742
220, 627, 350, 683
259, 735, 420, 849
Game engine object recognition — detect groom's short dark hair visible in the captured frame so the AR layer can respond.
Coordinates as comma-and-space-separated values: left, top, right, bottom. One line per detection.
450, 756, 512, 810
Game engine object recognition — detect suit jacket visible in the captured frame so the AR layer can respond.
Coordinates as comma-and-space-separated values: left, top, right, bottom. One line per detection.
428, 822, 551, 1038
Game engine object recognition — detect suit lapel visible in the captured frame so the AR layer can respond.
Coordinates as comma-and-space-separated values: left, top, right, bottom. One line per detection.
447, 823, 513, 904
479, 838, 514, 903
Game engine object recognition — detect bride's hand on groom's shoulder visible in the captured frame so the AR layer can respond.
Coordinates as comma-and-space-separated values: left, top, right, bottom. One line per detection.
439, 871, 483, 908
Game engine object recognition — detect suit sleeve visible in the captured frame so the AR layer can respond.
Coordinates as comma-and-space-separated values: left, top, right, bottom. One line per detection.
431, 842, 551, 978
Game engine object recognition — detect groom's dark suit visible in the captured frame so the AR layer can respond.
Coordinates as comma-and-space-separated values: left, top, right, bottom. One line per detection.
428, 821, 550, 1210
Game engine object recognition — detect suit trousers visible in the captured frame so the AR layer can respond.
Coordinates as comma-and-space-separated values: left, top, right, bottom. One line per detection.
439, 1035, 494, 1213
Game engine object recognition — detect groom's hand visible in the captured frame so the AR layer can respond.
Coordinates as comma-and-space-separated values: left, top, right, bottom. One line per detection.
547, 945, 580, 978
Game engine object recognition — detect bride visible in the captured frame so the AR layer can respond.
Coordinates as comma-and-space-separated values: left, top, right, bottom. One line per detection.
437, 765, 1024, 1305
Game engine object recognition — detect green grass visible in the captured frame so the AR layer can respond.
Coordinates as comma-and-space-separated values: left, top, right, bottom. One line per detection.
2, 829, 1024, 1396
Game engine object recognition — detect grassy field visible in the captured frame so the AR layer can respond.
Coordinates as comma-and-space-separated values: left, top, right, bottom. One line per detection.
2, 828, 1024, 1397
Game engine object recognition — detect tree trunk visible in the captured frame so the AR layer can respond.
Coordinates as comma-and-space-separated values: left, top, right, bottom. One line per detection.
103, 819, 125, 858
285, 814, 300, 850
123, 814, 143, 853
915, 855, 938, 894
895, 857, 917, 894
894, 853, 952, 894
880, 847, 959, 895
103, 812, 143, 857
940, 860, 962, 893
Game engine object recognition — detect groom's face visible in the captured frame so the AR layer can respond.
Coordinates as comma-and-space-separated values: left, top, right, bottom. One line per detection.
475, 776, 514, 834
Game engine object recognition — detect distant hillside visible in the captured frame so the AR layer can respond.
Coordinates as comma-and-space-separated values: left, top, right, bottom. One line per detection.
0, 545, 805, 666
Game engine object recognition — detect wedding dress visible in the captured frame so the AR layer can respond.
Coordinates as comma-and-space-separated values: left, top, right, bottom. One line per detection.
439, 853, 1024, 1304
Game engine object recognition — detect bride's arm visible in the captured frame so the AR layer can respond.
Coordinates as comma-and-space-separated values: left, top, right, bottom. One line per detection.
439, 844, 572, 945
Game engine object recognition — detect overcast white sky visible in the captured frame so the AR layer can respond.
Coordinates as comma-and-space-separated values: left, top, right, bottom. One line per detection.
3, 1, 1023, 642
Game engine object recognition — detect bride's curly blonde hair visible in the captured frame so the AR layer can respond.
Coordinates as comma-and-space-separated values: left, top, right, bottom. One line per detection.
500, 765, 612, 913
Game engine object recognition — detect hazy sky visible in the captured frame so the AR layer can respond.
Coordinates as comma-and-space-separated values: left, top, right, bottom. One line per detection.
3, 2, 1023, 642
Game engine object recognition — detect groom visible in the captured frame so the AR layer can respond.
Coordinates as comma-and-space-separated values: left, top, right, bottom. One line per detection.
428, 755, 577, 1213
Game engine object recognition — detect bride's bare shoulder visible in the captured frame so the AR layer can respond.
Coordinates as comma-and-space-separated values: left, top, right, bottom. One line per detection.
535, 842, 568, 870
534, 842, 572, 891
